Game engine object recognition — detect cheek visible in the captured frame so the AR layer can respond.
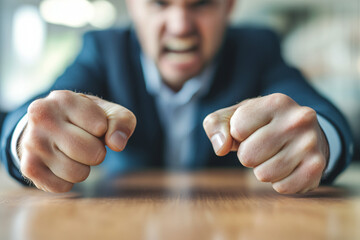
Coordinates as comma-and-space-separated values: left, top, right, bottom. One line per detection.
198, 17, 227, 58
137, 21, 162, 58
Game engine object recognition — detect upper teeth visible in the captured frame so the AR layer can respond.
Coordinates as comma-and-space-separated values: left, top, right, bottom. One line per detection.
165, 37, 198, 51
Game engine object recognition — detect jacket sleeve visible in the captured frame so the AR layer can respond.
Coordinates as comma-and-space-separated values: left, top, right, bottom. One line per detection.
259, 30, 354, 184
0, 32, 107, 185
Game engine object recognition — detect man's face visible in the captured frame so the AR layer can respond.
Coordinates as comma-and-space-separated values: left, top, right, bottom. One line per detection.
126, 0, 235, 91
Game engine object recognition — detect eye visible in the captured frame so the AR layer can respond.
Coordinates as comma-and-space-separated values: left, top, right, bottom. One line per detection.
151, 0, 169, 8
191, 0, 212, 8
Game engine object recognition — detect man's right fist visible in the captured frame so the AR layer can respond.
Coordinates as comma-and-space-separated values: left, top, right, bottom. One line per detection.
19, 90, 137, 193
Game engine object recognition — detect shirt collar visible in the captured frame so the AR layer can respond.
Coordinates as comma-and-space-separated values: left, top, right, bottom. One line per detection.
140, 54, 216, 106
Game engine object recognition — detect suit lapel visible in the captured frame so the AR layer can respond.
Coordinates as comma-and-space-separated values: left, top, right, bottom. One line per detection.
127, 30, 165, 167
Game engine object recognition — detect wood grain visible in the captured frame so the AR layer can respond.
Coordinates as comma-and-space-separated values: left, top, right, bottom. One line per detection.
0, 163, 359, 240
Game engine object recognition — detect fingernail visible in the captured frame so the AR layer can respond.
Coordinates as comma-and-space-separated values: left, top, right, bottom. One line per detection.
110, 131, 128, 151
211, 133, 225, 153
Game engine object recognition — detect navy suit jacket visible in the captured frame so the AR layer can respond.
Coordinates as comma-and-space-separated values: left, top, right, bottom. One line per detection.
0, 26, 354, 185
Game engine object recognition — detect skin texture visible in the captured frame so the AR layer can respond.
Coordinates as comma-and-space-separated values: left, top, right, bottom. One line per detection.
203, 94, 329, 194
20, 91, 136, 192
18, 0, 330, 194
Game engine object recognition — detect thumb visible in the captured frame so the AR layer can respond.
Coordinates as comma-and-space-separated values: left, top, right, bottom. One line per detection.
203, 105, 239, 156
87, 95, 137, 152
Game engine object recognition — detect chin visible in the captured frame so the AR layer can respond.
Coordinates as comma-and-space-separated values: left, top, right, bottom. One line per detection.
162, 69, 201, 90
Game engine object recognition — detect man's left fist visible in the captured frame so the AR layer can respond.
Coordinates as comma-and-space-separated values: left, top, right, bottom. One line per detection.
203, 93, 329, 194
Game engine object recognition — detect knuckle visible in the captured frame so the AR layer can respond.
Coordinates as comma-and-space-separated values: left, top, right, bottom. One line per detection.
69, 165, 91, 183
22, 129, 51, 156
237, 147, 255, 168
230, 125, 246, 142
230, 109, 248, 142
20, 162, 32, 180
49, 90, 72, 100
272, 182, 294, 195
20, 156, 40, 181
203, 112, 221, 130
298, 107, 317, 125
93, 120, 108, 137
28, 99, 53, 124
302, 131, 318, 152
92, 146, 106, 166
254, 167, 271, 182
77, 166, 91, 182
267, 93, 290, 109
308, 156, 326, 176
27, 99, 42, 115
286, 107, 317, 133
67, 135, 106, 166
49, 90, 74, 107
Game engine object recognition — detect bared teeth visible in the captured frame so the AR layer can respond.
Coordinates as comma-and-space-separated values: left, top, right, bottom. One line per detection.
165, 37, 198, 51
166, 52, 196, 63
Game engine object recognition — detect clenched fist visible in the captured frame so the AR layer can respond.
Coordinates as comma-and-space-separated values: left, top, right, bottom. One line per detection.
19, 90, 136, 193
203, 93, 329, 194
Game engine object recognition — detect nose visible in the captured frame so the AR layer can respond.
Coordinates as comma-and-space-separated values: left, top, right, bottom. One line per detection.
166, 7, 194, 37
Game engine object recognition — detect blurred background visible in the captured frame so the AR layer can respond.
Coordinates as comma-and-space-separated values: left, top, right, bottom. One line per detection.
0, 0, 359, 158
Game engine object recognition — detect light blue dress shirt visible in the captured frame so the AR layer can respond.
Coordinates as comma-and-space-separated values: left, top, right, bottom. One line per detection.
140, 54, 216, 169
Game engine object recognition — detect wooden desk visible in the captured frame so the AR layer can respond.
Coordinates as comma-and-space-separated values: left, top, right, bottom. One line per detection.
0, 163, 360, 240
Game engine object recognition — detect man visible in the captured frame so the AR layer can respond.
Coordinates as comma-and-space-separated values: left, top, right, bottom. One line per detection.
0, 0, 354, 194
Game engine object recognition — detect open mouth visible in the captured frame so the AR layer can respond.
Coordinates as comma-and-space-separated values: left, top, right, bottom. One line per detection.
162, 37, 200, 65
163, 37, 199, 52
